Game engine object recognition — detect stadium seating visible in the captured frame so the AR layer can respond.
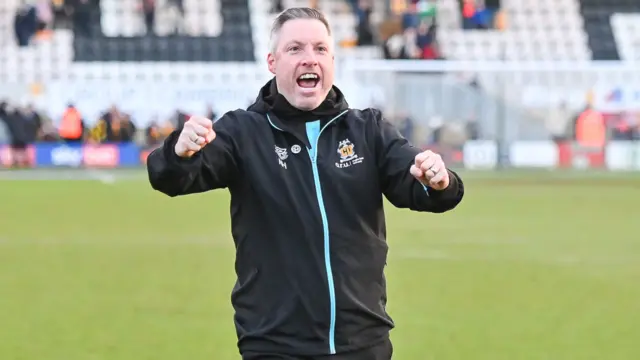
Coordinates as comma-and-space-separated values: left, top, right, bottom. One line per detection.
610, 13, 640, 61
75, 0, 254, 62
0, 0, 18, 48
0, 0, 257, 84
578, 0, 640, 60
437, 0, 592, 61
100, 0, 223, 37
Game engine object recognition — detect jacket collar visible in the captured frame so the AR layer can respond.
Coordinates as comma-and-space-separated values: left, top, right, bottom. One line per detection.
247, 77, 349, 131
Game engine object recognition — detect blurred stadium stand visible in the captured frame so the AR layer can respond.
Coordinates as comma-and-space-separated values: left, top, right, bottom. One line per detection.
83, 0, 254, 62
438, 0, 591, 61
610, 12, 640, 61
580, 0, 638, 60
0, 0, 639, 170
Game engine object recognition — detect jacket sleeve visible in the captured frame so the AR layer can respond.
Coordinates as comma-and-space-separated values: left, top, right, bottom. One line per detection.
146, 112, 241, 197
373, 109, 464, 213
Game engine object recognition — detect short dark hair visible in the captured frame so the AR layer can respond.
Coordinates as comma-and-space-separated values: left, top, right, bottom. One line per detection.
269, 7, 332, 53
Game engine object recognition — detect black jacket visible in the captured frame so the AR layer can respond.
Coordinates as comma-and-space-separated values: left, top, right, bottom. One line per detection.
146, 79, 464, 356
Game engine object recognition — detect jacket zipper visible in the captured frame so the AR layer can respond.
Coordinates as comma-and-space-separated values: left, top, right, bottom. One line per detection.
305, 110, 347, 355
268, 110, 348, 355
307, 150, 337, 354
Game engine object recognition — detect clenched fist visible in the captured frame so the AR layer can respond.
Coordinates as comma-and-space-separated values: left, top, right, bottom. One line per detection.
409, 150, 450, 190
174, 116, 216, 158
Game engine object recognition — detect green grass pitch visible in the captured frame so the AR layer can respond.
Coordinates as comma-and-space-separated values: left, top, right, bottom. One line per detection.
1, 169, 639, 359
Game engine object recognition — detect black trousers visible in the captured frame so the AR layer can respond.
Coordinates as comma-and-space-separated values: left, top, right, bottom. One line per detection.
242, 338, 393, 360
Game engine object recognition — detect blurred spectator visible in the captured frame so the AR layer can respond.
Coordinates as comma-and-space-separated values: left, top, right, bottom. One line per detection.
139, 0, 156, 35
355, 0, 374, 46
72, 0, 93, 37
485, 0, 502, 27
1, 103, 38, 168
89, 106, 138, 143
0, 101, 11, 133
110, 113, 137, 142
1, 101, 50, 142
51, 0, 72, 29
383, 33, 408, 59
611, 112, 640, 141
170, 109, 191, 130
382, 0, 442, 60
58, 104, 85, 144
465, 116, 480, 140
145, 117, 163, 147
35, 0, 54, 33
165, 0, 185, 34
415, 0, 437, 21
429, 116, 444, 144
441, 121, 469, 148
571, 104, 606, 149
402, 27, 422, 59
461, 0, 493, 30
38, 117, 60, 142
14, 1, 38, 47
546, 102, 573, 143
396, 112, 415, 143
401, 4, 420, 30
416, 19, 439, 59
345, 0, 358, 12
145, 115, 175, 147
18, 104, 44, 143
0, 100, 215, 151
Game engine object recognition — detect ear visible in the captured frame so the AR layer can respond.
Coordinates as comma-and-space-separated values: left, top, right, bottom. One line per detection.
267, 53, 276, 75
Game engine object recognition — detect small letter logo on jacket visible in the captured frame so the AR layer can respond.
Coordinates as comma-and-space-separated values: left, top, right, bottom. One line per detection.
275, 146, 288, 169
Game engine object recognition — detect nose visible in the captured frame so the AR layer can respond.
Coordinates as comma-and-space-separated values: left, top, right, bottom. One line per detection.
300, 48, 318, 67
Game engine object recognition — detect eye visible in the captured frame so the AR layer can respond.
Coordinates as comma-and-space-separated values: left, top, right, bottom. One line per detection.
317, 46, 328, 52
289, 46, 300, 52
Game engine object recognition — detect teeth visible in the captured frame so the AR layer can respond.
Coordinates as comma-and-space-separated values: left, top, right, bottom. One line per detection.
299, 73, 318, 80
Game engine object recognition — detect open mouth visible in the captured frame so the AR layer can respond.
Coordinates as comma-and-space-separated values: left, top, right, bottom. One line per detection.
296, 73, 320, 89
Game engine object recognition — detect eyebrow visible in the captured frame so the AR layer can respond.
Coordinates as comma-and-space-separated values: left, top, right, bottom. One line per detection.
285, 40, 329, 47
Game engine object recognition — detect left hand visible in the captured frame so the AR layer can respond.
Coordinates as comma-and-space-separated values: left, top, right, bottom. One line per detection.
409, 150, 450, 190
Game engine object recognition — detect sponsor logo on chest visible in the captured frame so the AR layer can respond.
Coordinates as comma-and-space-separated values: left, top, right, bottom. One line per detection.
335, 139, 364, 169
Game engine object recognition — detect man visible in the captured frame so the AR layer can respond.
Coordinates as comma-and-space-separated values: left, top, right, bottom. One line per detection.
2, 102, 36, 168
90, 105, 137, 143
58, 103, 85, 144
146, 7, 464, 360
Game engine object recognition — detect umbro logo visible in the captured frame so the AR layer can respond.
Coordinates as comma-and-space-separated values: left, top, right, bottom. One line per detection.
275, 146, 288, 169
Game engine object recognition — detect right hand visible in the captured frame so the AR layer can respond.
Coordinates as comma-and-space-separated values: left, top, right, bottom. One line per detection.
174, 116, 216, 158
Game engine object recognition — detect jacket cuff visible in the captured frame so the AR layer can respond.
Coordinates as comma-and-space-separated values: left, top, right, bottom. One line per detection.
428, 169, 462, 201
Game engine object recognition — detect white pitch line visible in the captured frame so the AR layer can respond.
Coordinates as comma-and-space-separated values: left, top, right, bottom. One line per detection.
85, 169, 117, 185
